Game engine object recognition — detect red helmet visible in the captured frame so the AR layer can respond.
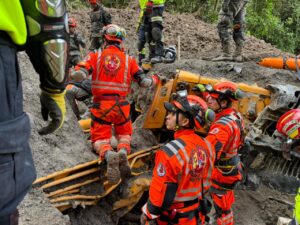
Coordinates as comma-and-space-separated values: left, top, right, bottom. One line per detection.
276, 109, 300, 140
209, 81, 244, 101
68, 18, 77, 27
89, 0, 97, 4
164, 95, 215, 129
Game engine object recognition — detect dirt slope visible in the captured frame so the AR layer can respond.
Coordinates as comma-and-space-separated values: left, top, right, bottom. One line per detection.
18, 5, 298, 225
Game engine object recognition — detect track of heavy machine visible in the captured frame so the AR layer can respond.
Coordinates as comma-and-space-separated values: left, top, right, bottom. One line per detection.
33, 70, 300, 223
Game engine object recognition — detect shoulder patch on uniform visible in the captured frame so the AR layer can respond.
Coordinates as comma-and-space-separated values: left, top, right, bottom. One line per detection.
209, 128, 220, 135
188, 146, 207, 180
157, 163, 166, 177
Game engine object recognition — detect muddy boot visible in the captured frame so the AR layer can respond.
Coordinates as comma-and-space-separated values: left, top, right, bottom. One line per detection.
233, 42, 244, 62
118, 149, 131, 179
212, 42, 232, 61
105, 151, 120, 185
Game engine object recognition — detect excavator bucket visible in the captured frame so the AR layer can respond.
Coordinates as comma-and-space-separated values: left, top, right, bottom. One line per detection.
33, 145, 162, 214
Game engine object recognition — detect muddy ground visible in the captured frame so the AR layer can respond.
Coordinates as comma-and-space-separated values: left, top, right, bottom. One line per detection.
18, 3, 299, 225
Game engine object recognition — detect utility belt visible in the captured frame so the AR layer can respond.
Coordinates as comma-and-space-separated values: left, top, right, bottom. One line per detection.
216, 155, 240, 170
91, 95, 130, 126
93, 94, 127, 102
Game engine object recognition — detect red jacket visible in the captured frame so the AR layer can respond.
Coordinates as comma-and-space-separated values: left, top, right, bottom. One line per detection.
83, 45, 140, 99
142, 129, 215, 220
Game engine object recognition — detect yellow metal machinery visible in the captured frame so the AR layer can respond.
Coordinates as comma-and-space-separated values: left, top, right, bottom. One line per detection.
33, 145, 161, 214
41, 70, 276, 218
144, 70, 271, 133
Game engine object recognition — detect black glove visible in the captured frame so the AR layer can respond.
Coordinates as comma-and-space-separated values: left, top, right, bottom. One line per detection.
38, 90, 66, 135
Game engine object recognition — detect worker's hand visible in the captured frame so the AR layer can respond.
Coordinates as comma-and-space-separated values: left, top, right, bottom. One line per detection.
38, 90, 66, 135
192, 84, 206, 92
152, 74, 167, 86
70, 69, 87, 82
145, 1, 154, 14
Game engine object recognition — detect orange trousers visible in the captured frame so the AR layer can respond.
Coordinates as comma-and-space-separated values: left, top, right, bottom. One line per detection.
90, 99, 132, 143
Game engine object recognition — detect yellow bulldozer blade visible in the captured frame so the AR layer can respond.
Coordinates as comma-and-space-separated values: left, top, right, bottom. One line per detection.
33, 145, 162, 213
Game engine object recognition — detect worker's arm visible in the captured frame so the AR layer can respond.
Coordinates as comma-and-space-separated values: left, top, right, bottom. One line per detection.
142, 149, 179, 220
206, 122, 231, 161
20, 0, 69, 135
130, 57, 160, 87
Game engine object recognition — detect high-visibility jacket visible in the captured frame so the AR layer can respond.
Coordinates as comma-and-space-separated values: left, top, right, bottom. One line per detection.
295, 188, 300, 223
142, 129, 215, 222
206, 108, 244, 191
0, 1, 27, 45
83, 45, 140, 99
139, 0, 165, 10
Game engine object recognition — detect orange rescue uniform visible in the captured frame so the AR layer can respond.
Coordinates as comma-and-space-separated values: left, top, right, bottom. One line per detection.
206, 108, 244, 225
83, 45, 141, 154
142, 129, 215, 225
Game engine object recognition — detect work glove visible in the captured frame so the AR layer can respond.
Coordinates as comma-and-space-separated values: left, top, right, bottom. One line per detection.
38, 90, 66, 135
70, 69, 88, 82
153, 74, 168, 86
145, 1, 154, 14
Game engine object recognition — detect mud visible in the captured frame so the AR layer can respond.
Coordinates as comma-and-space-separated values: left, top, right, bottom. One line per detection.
18, 4, 299, 225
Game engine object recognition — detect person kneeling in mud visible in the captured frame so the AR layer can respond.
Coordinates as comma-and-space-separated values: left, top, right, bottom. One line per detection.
77, 24, 161, 184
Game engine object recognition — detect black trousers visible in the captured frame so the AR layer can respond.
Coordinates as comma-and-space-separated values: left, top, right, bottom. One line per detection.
0, 33, 36, 222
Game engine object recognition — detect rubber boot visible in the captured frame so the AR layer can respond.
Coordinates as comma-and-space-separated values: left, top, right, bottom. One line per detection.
212, 42, 232, 61
105, 151, 120, 185
118, 149, 131, 179
233, 42, 244, 62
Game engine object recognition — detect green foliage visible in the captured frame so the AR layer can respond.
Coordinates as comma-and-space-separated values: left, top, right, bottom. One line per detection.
165, 0, 300, 53
66, 0, 300, 53
246, 0, 300, 53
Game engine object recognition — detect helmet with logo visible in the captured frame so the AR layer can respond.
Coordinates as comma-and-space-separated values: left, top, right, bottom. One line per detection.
209, 81, 244, 102
102, 24, 126, 43
164, 94, 215, 129
68, 18, 77, 27
276, 109, 300, 140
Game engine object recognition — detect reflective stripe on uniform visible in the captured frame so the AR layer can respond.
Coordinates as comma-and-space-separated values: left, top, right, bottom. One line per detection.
151, 16, 163, 22
93, 49, 130, 94
203, 138, 214, 189
162, 139, 186, 166
174, 192, 202, 202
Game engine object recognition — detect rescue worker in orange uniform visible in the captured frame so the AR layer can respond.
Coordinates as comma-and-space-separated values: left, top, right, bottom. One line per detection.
141, 94, 216, 225
195, 81, 245, 225
77, 24, 160, 184
276, 109, 300, 160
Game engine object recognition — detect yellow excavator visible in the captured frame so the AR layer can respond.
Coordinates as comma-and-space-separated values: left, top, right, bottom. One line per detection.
33, 70, 300, 222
